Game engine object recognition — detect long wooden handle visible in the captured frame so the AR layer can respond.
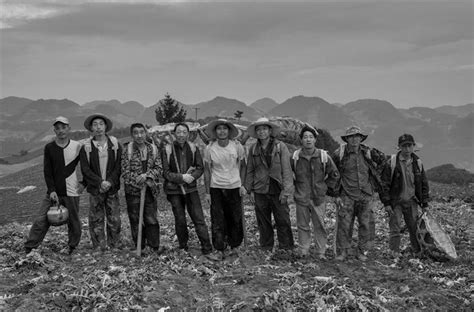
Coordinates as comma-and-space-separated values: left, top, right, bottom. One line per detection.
136, 186, 146, 256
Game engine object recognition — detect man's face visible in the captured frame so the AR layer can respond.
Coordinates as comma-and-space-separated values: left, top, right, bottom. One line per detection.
400, 143, 415, 157
131, 126, 147, 145
302, 131, 316, 149
53, 123, 70, 140
91, 118, 106, 136
346, 134, 362, 148
256, 125, 271, 141
175, 125, 189, 144
215, 124, 229, 140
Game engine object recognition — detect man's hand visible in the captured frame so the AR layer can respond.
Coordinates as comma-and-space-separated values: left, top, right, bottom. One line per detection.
335, 197, 343, 207
248, 192, 255, 205
385, 205, 393, 217
182, 174, 195, 184
239, 186, 247, 197
49, 191, 59, 204
136, 174, 148, 185
77, 183, 85, 194
279, 192, 288, 205
100, 181, 111, 193
204, 194, 211, 206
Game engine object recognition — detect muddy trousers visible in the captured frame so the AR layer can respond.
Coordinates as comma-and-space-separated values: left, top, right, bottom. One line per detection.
389, 199, 420, 253
167, 192, 212, 254
209, 187, 243, 251
25, 196, 81, 250
336, 194, 372, 254
296, 200, 326, 256
349, 196, 377, 250
125, 189, 160, 249
254, 193, 294, 250
88, 192, 121, 249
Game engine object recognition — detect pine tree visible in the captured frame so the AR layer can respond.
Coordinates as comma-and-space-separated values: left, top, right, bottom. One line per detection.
155, 93, 187, 125
234, 110, 243, 121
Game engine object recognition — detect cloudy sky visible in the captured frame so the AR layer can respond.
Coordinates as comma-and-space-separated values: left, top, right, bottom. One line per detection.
0, 0, 472, 108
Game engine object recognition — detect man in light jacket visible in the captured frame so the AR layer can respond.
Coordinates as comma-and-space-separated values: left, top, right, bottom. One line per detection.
244, 117, 294, 252
291, 126, 339, 259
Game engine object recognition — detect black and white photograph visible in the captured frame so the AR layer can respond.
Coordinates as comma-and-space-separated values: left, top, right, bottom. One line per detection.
0, 0, 472, 310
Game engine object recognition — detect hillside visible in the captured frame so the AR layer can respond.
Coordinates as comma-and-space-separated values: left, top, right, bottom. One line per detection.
250, 97, 279, 113
187, 96, 260, 121
269, 96, 351, 130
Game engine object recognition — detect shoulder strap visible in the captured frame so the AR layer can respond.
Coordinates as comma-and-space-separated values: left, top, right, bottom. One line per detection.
390, 154, 397, 180
151, 143, 158, 162
188, 142, 196, 164
292, 148, 301, 169
109, 136, 119, 160
417, 158, 423, 171
321, 149, 328, 174
165, 144, 172, 164
127, 142, 133, 161
339, 143, 346, 161
84, 138, 93, 163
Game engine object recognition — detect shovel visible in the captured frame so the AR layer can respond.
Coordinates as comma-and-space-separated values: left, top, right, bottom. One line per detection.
136, 185, 146, 257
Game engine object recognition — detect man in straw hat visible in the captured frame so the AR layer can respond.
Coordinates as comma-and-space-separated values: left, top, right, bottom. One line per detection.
244, 117, 294, 252
380, 134, 429, 258
25, 116, 84, 255
291, 125, 340, 259
203, 119, 247, 260
332, 125, 386, 261
80, 113, 122, 252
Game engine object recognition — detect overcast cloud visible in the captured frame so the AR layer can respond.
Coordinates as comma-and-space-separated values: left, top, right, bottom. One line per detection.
0, 0, 472, 107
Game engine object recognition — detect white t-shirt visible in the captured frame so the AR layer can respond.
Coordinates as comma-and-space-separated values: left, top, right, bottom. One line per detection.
204, 140, 245, 189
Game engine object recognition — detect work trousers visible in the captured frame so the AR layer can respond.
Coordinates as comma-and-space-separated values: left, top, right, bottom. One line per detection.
389, 199, 420, 253
296, 200, 326, 255
167, 191, 212, 254
209, 187, 243, 251
254, 193, 294, 250
25, 195, 81, 250
88, 192, 121, 249
125, 188, 160, 249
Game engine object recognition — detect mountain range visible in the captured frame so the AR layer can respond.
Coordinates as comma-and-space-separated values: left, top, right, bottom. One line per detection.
0, 95, 472, 171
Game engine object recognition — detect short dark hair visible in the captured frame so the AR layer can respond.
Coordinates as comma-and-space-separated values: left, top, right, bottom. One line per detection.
299, 126, 318, 139
174, 122, 189, 132
130, 123, 146, 135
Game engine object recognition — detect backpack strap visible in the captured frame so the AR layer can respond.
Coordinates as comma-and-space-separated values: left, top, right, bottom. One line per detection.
390, 154, 397, 181
320, 149, 328, 176
338, 143, 346, 161
84, 138, 93, 163
292, 148, 301, 169
127, 142, 134, 161
109, 136, 119, 160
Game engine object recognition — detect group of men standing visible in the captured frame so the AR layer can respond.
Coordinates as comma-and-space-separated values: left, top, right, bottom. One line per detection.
25, 114, 429, 262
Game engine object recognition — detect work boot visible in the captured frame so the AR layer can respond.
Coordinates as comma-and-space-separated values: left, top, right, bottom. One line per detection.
204, 251, 224, 261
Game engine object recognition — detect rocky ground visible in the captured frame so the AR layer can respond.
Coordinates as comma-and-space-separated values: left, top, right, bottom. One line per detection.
0, 164, 472, 311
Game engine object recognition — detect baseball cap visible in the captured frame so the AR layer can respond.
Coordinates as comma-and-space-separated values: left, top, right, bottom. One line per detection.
53, 116, 70, 126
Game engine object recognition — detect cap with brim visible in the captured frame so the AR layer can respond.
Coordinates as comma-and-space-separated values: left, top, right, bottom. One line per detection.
206, 119, 239, 140
247, 117, 281, 138
341, 125, 368, 143
53, 116, 69, 126
398, 134, 416, 146
84, 114, 113, 132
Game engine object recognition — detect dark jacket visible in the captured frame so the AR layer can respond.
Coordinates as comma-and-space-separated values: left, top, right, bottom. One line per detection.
291, 148, 340, 206
380, 152, 429, 207
80, 135, 122, 196
332, 143, 386, 196
161, 141, 203, 195
244, 139, 293, 198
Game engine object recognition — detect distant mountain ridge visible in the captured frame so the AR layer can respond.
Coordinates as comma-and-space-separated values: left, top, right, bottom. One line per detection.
0, 95, 472, 172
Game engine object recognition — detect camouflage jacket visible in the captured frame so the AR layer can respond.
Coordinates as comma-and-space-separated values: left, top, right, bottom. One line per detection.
121, 141, 162, 198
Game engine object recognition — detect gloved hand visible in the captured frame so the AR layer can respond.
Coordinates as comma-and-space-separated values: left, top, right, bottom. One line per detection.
204, 194, 211, 206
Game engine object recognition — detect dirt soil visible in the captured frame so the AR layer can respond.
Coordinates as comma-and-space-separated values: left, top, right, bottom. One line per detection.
0, 167, 472, 311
